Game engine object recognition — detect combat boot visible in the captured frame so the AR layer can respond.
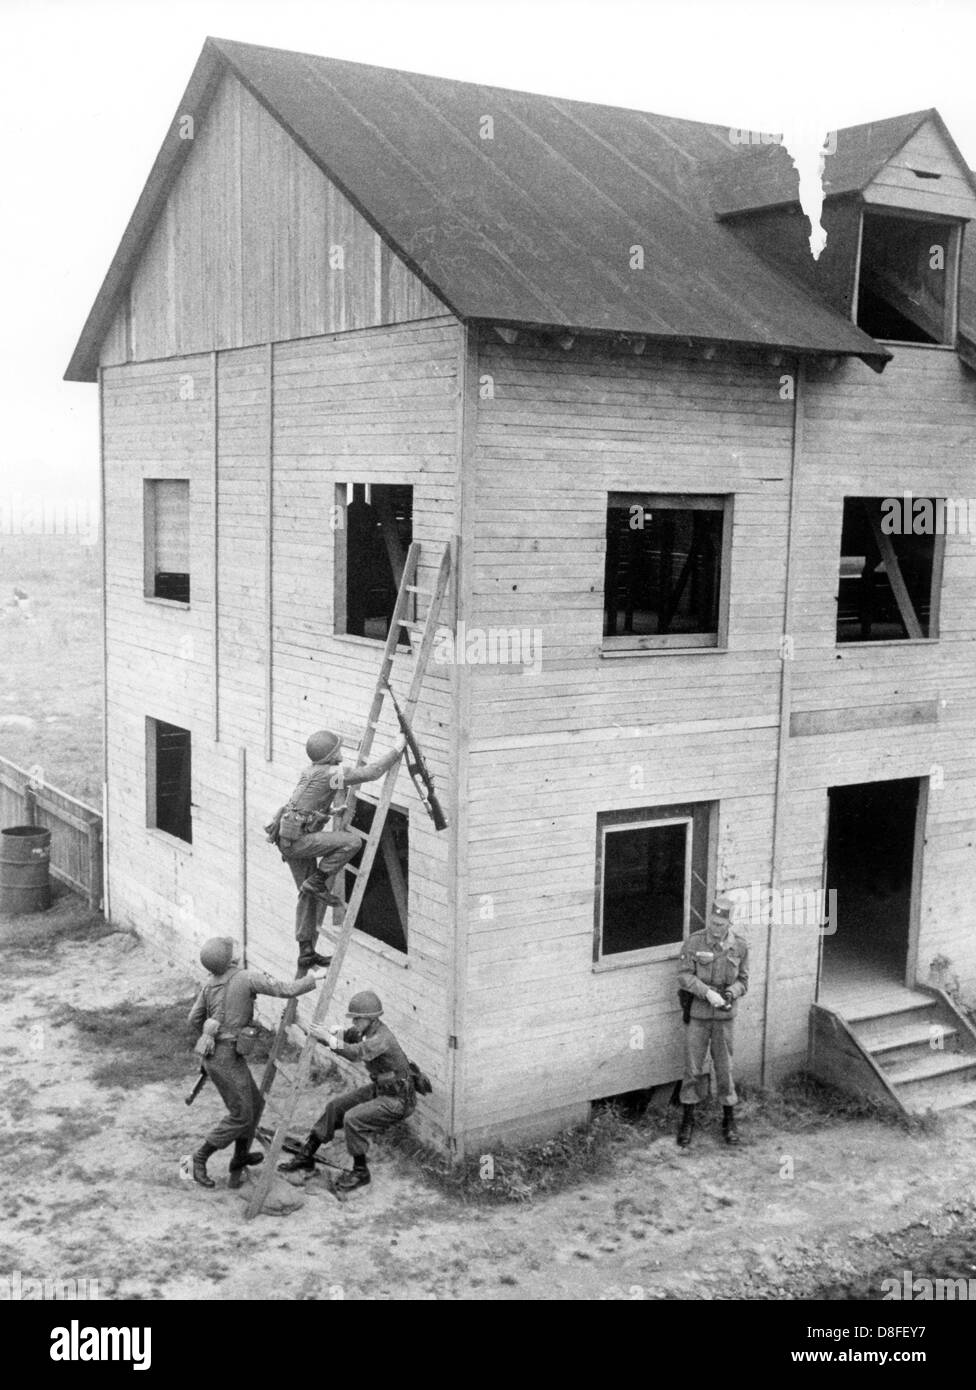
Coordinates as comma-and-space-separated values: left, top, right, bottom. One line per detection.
722, 1106, 741, 1146
228, 1139, 264, 1189
676, 1104, 696, 1149
278, 1135, 321, 1173
192, 1141, 217, 1188
335, 1162, 371, 1192
297, 949, 333, 972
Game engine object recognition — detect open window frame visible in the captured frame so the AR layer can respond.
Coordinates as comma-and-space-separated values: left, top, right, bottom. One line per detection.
602, 492, 733, 653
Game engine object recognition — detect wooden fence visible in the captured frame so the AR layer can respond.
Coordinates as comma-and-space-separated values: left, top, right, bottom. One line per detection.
0, 756, 103, 909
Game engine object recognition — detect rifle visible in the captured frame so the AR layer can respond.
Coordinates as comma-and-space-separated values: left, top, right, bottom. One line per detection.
383, 680, 448, 831
185, 1067, 208, 1106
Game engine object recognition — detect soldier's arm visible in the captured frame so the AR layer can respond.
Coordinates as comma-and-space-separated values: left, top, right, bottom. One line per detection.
727, 942, 749, 1000
187, 989, 208, 1029
330, 744, 403, 789
248, 970, 318, 1000
677, 944, 711, 999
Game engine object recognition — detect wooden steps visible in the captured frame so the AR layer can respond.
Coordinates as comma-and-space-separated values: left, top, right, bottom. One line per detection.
811, 983, 976, 1116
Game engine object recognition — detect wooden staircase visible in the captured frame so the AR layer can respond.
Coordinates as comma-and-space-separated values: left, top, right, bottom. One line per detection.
810, 985, 976, 1115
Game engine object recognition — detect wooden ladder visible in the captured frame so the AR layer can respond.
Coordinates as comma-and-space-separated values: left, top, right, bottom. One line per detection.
244, 539, 452, 1219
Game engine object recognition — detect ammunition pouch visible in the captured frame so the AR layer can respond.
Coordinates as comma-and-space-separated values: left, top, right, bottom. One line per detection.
235, 1026, 260, 1059
374, 1071, 413, 1102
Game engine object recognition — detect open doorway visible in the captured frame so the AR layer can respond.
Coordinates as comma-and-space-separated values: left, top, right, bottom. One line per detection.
820, 777, 922, 998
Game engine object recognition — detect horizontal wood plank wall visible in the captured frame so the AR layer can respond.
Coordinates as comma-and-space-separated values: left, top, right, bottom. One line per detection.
99, 72, 445, 368
101, 356, 242, 967
102, 318, 462, 1147
461, 334, 797, 1139
245, 319, 462, 1141
775, 348, 976, 1071
865, 120, 976, 219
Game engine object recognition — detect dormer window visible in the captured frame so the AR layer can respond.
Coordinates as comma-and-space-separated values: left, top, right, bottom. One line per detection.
855, 210, 960, 345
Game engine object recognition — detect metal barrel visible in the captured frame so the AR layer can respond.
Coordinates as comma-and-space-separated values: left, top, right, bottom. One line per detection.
0, 825, 52, 915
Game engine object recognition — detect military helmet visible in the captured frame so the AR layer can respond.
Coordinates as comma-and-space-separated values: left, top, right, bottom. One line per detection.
200, 936, 235, 974
306, 729, 342, 763
347, 990, 383, 1018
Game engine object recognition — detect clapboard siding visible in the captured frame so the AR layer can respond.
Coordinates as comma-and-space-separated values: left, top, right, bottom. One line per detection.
457, 335, 791, 1133
100, 72, 445, 368
454, 332, 976, 1138
101, 316, 463, 1144
864, 120, 976, 219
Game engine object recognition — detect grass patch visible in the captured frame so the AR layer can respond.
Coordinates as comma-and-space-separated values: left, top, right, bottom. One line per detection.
51, 998, 200, 1088
50, 998, 286, 1089
382, 1104, 637, 1205
749, 1071, 941, 1136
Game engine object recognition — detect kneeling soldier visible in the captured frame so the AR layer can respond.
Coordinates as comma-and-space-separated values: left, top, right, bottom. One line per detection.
188, 936, 322, 1188
676, 894, 749, 1149
278, 990, 414, 1191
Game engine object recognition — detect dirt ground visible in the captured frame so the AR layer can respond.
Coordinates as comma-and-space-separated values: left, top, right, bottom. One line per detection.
3, 891, 976, 1303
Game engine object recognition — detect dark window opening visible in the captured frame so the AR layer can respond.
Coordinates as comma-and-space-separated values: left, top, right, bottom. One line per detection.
144, 479, 190, 603
338, 484, 413, 644
149, 719, 192, 844
596, 802, 711, 958
604, 494, 726, 647
856, 212, 956, 344
837, 497, 941, 643
344, 800, 408, 954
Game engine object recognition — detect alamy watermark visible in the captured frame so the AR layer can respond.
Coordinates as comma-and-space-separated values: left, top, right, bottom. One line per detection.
433, 622, 542, 675
882, 1268, 976, 1300
880, 493, 976, 543
0, 1269, 101, 1300
726, 882, 837, 934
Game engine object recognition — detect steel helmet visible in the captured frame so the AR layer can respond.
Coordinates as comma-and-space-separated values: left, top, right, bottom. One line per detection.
347, 990, 383, 1018
200, 936, 235, 974
306, 729, 342, 763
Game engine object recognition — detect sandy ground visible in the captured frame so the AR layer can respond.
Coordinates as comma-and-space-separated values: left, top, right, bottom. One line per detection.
2, 893, 976, 1302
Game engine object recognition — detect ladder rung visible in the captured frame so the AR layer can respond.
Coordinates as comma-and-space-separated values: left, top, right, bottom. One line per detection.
398, 619, 424, 632
405, 584, 433, 596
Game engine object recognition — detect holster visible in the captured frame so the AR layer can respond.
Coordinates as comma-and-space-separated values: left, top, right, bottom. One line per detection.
678, 988, 694, 1025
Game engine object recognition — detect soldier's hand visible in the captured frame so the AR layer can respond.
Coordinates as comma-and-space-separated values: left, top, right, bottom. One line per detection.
705, 989, 726, 1009
394, 733, 408, 753
307, 967, 329, 981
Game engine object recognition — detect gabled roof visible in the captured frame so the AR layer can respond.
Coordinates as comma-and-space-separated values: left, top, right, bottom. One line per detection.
68, 38, 905, 381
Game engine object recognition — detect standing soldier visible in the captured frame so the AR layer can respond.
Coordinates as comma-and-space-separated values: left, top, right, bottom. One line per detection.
187, 936, 324, 1189
676, 894, 749, 1149
265, 729, 406, 972
278, 990, 415, 1191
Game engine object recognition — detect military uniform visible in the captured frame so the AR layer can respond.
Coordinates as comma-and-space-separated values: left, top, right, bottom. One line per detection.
677, 926, 749, 1107
188, 955, 317, 1187
310, 1020, 415, 1155
279, 997, 415, 1188
266, 745, 399, 956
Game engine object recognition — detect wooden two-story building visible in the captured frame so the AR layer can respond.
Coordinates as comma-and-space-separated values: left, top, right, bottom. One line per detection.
67, 38, 976, 1151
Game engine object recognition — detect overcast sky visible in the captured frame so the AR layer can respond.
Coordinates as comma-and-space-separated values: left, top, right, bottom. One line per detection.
2, 0, 974, 502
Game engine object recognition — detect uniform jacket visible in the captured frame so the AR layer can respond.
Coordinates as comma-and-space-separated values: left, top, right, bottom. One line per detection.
334, 1019, 413, 1098
188, 967, 316, 1042
678, 929, 749, 1022
266, 748, 400, 843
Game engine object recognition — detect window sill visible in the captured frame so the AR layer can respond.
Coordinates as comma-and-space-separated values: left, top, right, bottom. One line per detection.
600, 645, 727, 659
332, 632, 413, 655
147, 827, 193, 853
144, 596, 191, 611
835, 638, 939, 650
593, 945, 682, 972
321, 925, 409, 970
